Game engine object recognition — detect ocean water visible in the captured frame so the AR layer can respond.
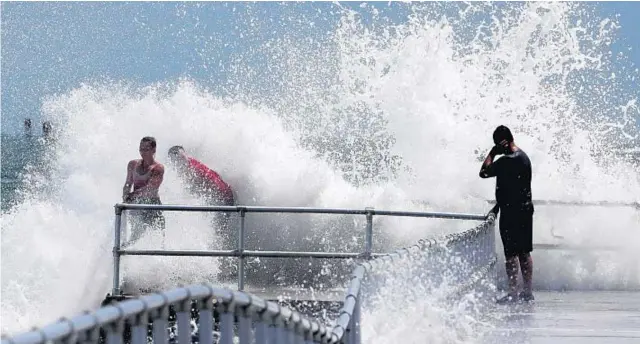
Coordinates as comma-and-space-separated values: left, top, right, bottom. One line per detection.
1, 135, 53, 211
2, 2, 640, 342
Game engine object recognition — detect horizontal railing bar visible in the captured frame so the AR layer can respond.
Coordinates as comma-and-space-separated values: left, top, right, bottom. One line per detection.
243, 251, 369, 259
115, 203, 487, 219
372, 210, 486, 220
119, 249, 237, 257
411, 199, 639, 208
119, 249, 387, 259
117, 204, 365, 214
533, 243, 634, 251
486, 199, 639, 208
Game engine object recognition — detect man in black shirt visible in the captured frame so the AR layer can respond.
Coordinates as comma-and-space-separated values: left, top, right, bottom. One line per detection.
480, 125, 535, 303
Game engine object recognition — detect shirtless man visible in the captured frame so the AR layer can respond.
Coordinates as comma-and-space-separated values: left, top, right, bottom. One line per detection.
122, 136, 166, 244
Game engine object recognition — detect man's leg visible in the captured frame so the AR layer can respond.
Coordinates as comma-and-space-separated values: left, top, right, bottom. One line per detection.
497, 255, 520, 304
126, 213, 144, 246
505, 255, 520, 297
218, 198, 237, 250
518, 253, 534, 298
151, 211, 166, 249
208, 198, 236, 281
498, 209, 520, 304
517, 203, 535, 301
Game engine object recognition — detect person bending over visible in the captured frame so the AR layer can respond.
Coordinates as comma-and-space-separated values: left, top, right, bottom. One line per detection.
167, 145, 235, 206
168, 145, 236, 247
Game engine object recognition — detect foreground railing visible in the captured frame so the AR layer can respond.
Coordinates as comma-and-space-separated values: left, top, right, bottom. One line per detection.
111, 203, 487, 295
2, 284, 339, 344
1, 206, 497, 344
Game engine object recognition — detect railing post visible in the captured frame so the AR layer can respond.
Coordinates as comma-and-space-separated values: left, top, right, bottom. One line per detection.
176, 298, 192, 344
112, 204, 123, 296
219, 307, 234, 344
353, 296, 361, 344
238, 207, 246, 291
364, 207, 374, 259
198, 295, 215, 344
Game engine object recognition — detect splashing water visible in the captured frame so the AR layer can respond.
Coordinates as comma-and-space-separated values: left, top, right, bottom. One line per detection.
0, 81, 432, 334
2, 1, 639, 340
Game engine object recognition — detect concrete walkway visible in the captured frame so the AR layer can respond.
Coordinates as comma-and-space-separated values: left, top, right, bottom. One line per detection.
483, 291, 640, 343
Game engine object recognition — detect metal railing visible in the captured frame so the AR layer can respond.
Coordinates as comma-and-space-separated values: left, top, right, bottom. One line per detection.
410, 199, 640, 209
2, 285, 340, 344
334, 210, 497, 344
1, 205, 497, 344
6, 197, 640, 344
112, 203, 488, 295
486, 199, 640, 208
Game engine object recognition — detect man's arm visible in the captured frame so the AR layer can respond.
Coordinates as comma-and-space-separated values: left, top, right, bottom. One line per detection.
479, 146, 500, 178
122, 160, 135, 202
131, 164, 165, 198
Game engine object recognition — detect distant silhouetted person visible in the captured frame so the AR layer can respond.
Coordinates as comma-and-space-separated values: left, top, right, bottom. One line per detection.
42, 121, 52, 138
24, 119, 32, 135
479, 125, 535, 304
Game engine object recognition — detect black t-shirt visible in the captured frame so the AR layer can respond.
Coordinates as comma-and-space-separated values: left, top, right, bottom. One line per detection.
481, 149, 533, 208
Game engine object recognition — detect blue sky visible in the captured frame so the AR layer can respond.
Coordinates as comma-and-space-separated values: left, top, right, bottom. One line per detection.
1, 2, 638, 136
601, 2, 640, 63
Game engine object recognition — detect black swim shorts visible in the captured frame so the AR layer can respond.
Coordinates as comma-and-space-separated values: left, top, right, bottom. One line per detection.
129, 197, 166, 232
499, 203, 534, 258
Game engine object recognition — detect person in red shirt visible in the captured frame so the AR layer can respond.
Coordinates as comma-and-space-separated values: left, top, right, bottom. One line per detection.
168, 145, 235, 206
169, 146, 242, 280
168, 145, 236, 257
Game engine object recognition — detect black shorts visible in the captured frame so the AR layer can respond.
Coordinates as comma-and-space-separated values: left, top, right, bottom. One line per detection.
499, 203, 534, 258
130, 197, 166, 230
